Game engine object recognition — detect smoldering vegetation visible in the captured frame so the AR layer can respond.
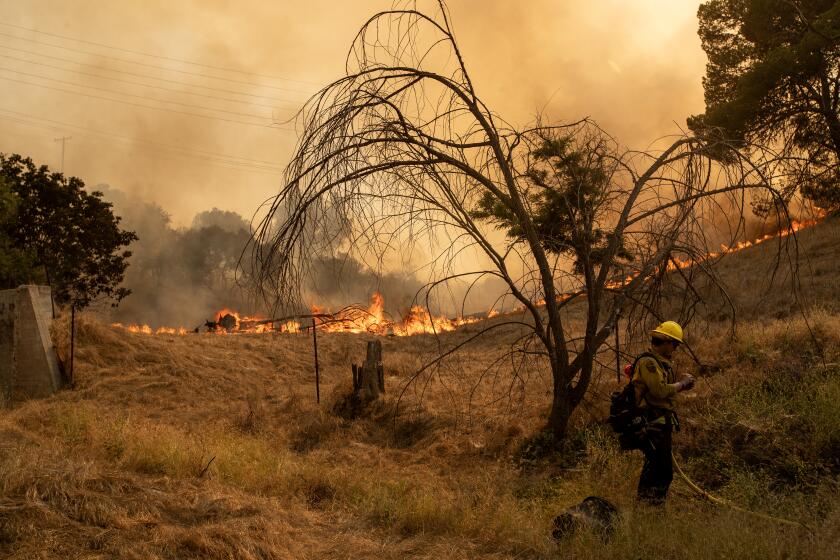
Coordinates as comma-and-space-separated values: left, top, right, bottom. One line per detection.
98, 186, 254, 328
97, 180, 825, 330
98, 187, 504, 328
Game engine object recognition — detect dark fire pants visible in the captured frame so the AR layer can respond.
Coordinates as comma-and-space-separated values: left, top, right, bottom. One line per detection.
637, 420, 673, 505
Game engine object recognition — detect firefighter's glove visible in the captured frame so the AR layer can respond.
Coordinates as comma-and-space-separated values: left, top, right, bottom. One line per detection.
676, 375, 696, 392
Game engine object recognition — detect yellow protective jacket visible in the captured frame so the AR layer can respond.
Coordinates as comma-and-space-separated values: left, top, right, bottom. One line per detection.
631, 349, 679, 412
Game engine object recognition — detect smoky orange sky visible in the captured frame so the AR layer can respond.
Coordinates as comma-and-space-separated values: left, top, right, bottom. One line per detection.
0, 0, 705, 227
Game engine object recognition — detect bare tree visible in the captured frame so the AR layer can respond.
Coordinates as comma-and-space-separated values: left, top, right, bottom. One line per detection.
251, 1, 788, 438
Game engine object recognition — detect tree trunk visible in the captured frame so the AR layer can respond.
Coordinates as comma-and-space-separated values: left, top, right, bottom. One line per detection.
547, 362, 572, 439
352, 340, 384, 400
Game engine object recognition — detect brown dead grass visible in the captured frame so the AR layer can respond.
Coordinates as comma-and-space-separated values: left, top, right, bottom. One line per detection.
3, 218, 840, 559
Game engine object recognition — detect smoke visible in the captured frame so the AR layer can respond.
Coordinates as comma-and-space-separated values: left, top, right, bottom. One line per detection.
1, 1, 711, 319
99, 186, 457, 326
307, 254, 423, 314
97, 186, 250, 327
0, 0, 706, 227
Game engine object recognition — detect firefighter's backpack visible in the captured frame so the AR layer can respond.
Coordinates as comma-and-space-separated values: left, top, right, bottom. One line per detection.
608, 352, 658, 450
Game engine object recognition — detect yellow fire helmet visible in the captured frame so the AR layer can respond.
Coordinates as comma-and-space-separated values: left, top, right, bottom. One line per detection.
652, 320, 684, 343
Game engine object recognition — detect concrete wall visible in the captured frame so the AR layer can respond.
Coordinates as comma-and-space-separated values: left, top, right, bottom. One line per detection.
0, 285, 63, 405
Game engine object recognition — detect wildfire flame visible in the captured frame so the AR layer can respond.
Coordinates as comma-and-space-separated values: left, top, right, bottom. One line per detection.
212, 308, 274, 333
111, 212, 826, 337
312, 292, 480, 336
111, 292, 480, 337
109, 323, 188, 335
604, 214, 827, 290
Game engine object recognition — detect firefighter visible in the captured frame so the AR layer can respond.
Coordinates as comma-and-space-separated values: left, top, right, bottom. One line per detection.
632, 321, 695, 505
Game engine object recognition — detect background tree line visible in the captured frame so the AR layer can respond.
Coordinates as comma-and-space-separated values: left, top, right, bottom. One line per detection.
103, 187, 438, 327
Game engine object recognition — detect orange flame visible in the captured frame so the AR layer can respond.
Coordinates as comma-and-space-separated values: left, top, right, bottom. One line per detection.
111, 292, 480, 337
534, 212, 828, 301
111, 212, 826, 337
312, 292, 480, 336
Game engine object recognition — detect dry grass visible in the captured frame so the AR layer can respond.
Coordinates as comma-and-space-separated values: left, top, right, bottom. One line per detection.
3, 219, 840, 558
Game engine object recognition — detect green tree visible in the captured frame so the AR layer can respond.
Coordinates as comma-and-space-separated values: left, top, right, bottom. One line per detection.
0, 176, 40, 287
0, 153, 137, 309
471, 129, 633, 274
688, 0, 840, 209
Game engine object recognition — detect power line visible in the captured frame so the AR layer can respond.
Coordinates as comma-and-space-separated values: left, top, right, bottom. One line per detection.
0, 107, 286, 166
0, 74, 296, 130
0, 30, 316, 95
0, 65, 278, 120
2, 115, 284, 176
0, 20, 322, 87
0, 42, 307, 105
0, 107, 285, 166
1, 115, 282, 174
0, 110, 286, 176
0, 51, 297, 110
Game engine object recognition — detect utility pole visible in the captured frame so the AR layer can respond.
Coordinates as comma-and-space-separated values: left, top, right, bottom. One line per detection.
53, 136, 71, 173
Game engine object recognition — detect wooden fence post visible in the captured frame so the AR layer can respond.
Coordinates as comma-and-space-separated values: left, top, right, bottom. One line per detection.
312, 317, 320, 404
352, 340, 384, 400
69, 305, 76, 386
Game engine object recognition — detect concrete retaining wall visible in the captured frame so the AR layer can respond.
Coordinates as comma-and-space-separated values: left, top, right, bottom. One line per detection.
0, 285, 64, 405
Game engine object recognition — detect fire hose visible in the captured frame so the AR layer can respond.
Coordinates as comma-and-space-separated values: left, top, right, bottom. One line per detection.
671, 452, 813, 532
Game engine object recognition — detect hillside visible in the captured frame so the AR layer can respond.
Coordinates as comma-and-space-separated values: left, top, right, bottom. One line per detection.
699, 213, 840, 319
1, 220, 839, 559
